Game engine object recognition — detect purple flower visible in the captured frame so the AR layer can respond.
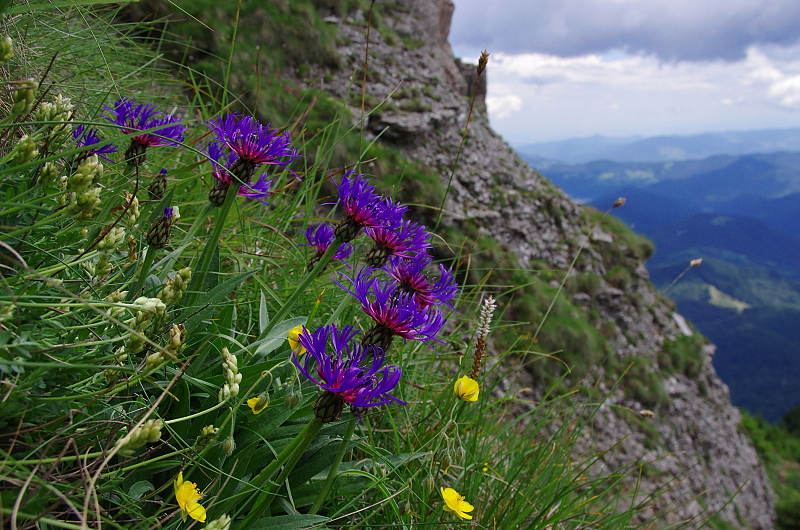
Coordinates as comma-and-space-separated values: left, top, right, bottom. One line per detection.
293, 325, 404, 421
337, 268, 445, 350
238, 173, 272, 204
384, 256, 458, 308
304, 223, 353, 260
364, 220, 431, 267
102, 98, 186, 167
206, 142, 272, 205
72, 125, 118, 162
206, 114, 298, 183
333, 172, 407, 242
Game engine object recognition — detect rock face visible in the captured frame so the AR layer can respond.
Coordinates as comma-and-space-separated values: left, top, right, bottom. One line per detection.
308, 1, 775, 527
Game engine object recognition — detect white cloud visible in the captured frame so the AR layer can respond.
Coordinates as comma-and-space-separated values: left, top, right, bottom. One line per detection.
486, 94, 522, 119
458, 45, 800, 143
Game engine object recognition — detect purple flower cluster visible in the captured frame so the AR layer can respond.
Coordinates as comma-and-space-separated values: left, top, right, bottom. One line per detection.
333, 172, 407, 245
337, 267, 449, 351
293, 325, 404, 422
102, 98, 186, 167
206, 114, 298, 186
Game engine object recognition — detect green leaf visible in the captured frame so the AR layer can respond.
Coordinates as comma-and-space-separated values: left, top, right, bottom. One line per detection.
252, 317, 307, 358
259, 290, 269, 334
250, 514, 329, 530
128, 480, 154, 501
180, 270, 257, 335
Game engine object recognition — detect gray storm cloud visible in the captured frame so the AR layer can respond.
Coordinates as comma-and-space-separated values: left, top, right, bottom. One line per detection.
451, 0, 800, 61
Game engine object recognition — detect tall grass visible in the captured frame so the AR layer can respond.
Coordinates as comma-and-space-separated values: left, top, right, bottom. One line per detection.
0, 3, 678, 529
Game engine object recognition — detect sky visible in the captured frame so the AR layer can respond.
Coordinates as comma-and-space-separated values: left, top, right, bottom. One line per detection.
449, 0, 800, 144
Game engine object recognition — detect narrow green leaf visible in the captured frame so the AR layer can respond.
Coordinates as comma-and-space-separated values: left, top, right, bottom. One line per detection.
250, 512, 328, 529
259, 290, 269, 334
252, 317, 307, 358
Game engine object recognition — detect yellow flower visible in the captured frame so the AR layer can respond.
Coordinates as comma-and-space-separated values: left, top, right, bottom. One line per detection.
440, 487, 474, 520
287, 325, 307, 355
454, 375, 479, 401
247, 395, 269, 414
174, 471, 206, 522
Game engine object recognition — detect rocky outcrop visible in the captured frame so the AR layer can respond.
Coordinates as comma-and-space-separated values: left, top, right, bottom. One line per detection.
307, 1, 775, 527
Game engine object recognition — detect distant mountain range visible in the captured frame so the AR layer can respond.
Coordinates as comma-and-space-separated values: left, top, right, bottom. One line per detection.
525, 150, 800, 422
516, 127, 800, 164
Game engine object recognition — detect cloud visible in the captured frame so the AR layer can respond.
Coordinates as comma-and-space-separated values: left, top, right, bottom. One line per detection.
472, 45, 800, 143
451, 0, 800, 62
486, 94, 522, 118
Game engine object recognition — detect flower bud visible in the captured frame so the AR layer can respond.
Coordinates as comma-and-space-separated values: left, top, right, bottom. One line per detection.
222, 437, 236, 456
10, 78, 37, 118
116, 419, 163, 456
0, 36, 13, 64
158, 267, 192, 306
68, 154, 103, 192
195, 425, 219, 450
39, 161, 59, 184
96, 226, 126, 252
146, 207, 173, 249
148, 168, 167, 201
124, 192, 140, 228
284, 391, 301, 409
204, 515, 232, 530
0, 302, 15, 323
13, 135, 38, 165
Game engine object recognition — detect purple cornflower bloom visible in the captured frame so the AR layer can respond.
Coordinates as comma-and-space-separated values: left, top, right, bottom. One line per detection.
293, 324, 404, 422
384, 256, 458, 308
364, 220, 431, 267
206, 142, 272, 205
207, 114, 298, 183
303, 223, 353, 267
102, 98, 186, 167
72, 125, 117, 163
333, 172, 407, 242
337, 268, 446, 351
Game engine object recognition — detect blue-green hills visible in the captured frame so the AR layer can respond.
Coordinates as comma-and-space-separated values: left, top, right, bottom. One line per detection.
527, 151, 800, 422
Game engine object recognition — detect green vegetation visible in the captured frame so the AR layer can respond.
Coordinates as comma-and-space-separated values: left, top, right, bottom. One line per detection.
0, 2, 676, 529
740, 411, 800, 529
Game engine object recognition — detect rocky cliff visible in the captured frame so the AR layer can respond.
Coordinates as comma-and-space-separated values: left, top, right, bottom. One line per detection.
303, 0, 775, 527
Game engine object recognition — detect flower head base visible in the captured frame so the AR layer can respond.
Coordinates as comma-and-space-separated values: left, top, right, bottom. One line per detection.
293, 325, 404, 422
337, 268, 445, 351
174, 471, 206, 522
206, 142, 273, 206
440, 487, 474, 520
364, 220, 431, 268
385, 256, 458, 308
102, 98, 186, 168
333, 173, 407, 242
72, 125, 117, 163
207, 114, 298, 184
303, 223, 353, 270
454, 375, 479, 401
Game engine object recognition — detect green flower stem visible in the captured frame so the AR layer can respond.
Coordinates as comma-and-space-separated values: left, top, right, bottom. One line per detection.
18, 250, 99, 280
163, 399, 228, 425
0, 509, 84, 530
308, 415, 357, 515
126, 245, 156, 301
187, 186, 239, 306
117, 447, 193, 473
238, 416, 324, 528
1, 209, 70, 240
256, 239, 341, 341
158, 201, 216, 279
